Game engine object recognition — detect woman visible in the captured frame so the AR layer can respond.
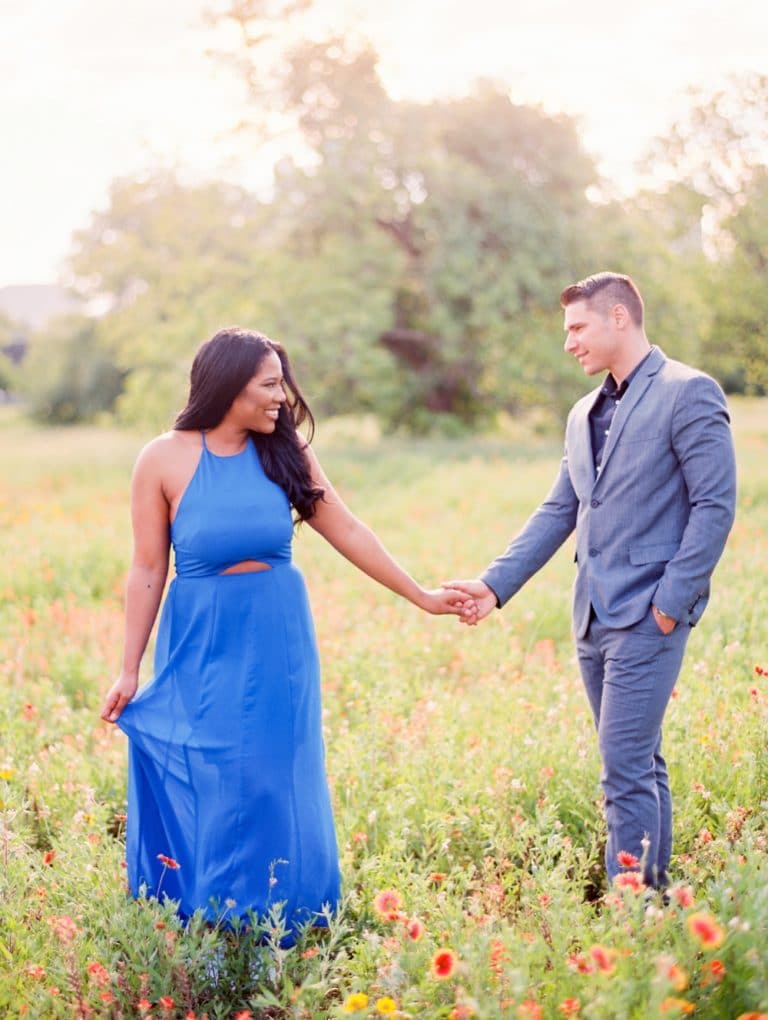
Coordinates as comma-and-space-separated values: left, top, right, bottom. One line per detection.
100, 327, 473, 940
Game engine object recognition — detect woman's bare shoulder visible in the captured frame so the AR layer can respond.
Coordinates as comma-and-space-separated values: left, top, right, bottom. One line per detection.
135, 430, 201, 474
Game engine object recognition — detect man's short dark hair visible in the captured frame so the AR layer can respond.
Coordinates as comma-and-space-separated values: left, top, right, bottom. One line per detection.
560, 272, 644, 328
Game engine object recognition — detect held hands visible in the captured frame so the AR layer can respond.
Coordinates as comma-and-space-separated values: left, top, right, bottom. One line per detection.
420, 587, 479, 620
440, 579, 498, 625
100, 673, 138, 724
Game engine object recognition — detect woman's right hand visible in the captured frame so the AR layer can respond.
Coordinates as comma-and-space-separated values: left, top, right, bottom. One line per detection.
100, 673, 138, 724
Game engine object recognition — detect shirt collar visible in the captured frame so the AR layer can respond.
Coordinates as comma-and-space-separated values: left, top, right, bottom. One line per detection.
602, 345, 655, 397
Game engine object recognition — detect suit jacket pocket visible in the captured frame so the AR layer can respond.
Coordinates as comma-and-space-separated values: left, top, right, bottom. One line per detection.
629, 540, 679, 565
618, 429, 664, 445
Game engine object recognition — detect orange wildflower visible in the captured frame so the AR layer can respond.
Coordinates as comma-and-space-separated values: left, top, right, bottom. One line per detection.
43, 850, 56, 866
687, 912, 725, 950
47, 915, 79, 943
736, 1014, 768, 1020
490, 939, 508, 976
450, 1005, 475, 1019
616, 850, 640, 869
234, 1012, 253, 1020
558, 999, 581, 1017
589, 945, 618, 974
301, 946, 320, 958
87, 961, 111, 987
428, 872, 447, 885
159, 996, 175, 1013
660, 998, 695, 1014
27, 966, 46, 980
431, 948, 458, 980
518, 1001, 543, 1020
656, 955, 688, 991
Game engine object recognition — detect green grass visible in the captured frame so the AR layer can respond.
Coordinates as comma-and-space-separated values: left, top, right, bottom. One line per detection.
0, 401, 767, 1019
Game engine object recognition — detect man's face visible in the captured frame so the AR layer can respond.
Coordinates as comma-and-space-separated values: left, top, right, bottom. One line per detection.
563, 299, 620, 377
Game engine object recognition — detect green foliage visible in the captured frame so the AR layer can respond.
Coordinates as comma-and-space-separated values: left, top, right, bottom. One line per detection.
1, 405, 767, 1017
17, 316, 125, 424
26, 40, 768, 429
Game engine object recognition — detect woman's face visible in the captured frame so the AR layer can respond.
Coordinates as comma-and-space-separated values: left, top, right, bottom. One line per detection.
227, 350, 287, 433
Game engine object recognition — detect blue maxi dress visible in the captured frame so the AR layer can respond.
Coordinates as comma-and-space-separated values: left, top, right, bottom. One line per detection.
117, 433, 341, 937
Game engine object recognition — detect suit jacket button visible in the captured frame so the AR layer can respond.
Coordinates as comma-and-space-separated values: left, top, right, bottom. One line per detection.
590, 498, 600, 508
589, 548, 598, 557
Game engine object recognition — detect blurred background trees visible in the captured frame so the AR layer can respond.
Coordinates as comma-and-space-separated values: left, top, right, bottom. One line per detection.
11, 3, 768, 431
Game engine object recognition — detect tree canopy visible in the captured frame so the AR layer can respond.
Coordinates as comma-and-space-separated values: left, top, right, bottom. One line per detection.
18, 34, 767, 427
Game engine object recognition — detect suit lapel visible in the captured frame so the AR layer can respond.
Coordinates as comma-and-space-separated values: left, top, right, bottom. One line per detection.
597, 347, 665, 479
570, 388, 601, 491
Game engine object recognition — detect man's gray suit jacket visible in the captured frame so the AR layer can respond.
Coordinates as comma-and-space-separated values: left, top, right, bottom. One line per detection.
481, 347, 737, 639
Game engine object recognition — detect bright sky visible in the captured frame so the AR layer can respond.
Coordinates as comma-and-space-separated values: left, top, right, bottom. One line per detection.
3, 0, 767, 286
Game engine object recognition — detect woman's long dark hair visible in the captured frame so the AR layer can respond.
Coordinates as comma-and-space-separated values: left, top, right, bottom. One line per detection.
174, 327, 324, 521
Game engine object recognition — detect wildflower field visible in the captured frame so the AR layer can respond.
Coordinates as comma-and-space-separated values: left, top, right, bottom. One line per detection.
1, 402, 767, 1020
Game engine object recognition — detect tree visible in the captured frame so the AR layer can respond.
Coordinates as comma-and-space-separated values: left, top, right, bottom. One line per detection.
643, 74, 768, 392
18, 316, 125, 424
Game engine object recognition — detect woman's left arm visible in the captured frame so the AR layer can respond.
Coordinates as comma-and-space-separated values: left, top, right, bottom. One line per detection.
303, 444, 474, 617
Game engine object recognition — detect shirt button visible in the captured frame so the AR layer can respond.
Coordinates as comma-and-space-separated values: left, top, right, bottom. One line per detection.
590, 498, 600, 508
589, 548, 598, 557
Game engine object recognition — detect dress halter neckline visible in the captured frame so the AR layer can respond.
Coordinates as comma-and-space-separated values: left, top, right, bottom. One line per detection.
201, 430, 249, 459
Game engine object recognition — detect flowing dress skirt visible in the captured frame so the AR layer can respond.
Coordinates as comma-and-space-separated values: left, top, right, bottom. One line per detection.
117, 563, 340, 937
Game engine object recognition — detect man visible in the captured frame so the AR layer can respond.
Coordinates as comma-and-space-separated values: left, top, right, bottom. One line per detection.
448, 272, 736, 889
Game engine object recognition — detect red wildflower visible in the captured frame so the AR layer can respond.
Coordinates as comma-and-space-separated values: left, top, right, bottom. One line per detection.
137, 1000, 152, 1015
668, 884, 695, 909
705, 958, 727, 983
614, 872, 645, 893
656, 955, 688, 991
156, 854, 180, 870
234, 1012, 254, 1020
450, 1006, 475, 1019
406, 918, 424, 941
589, 945, 618, 974
372, 889, 403, 920
736, 1014, 768, 1020
87, 961, 111, 987
27, 966, 46, 980
558, 1001, 581, 1018
47, 915, 79, 943
687, 912, 725, 950
159, 996, 175, 1013
43, 850, 56, 866
301, 946, 320, 958
566, 953, 594, 975
431, 948, 458, 980
489, 939, 508, 976
518, 1001, 543, 1020
616, 850, 640, 869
